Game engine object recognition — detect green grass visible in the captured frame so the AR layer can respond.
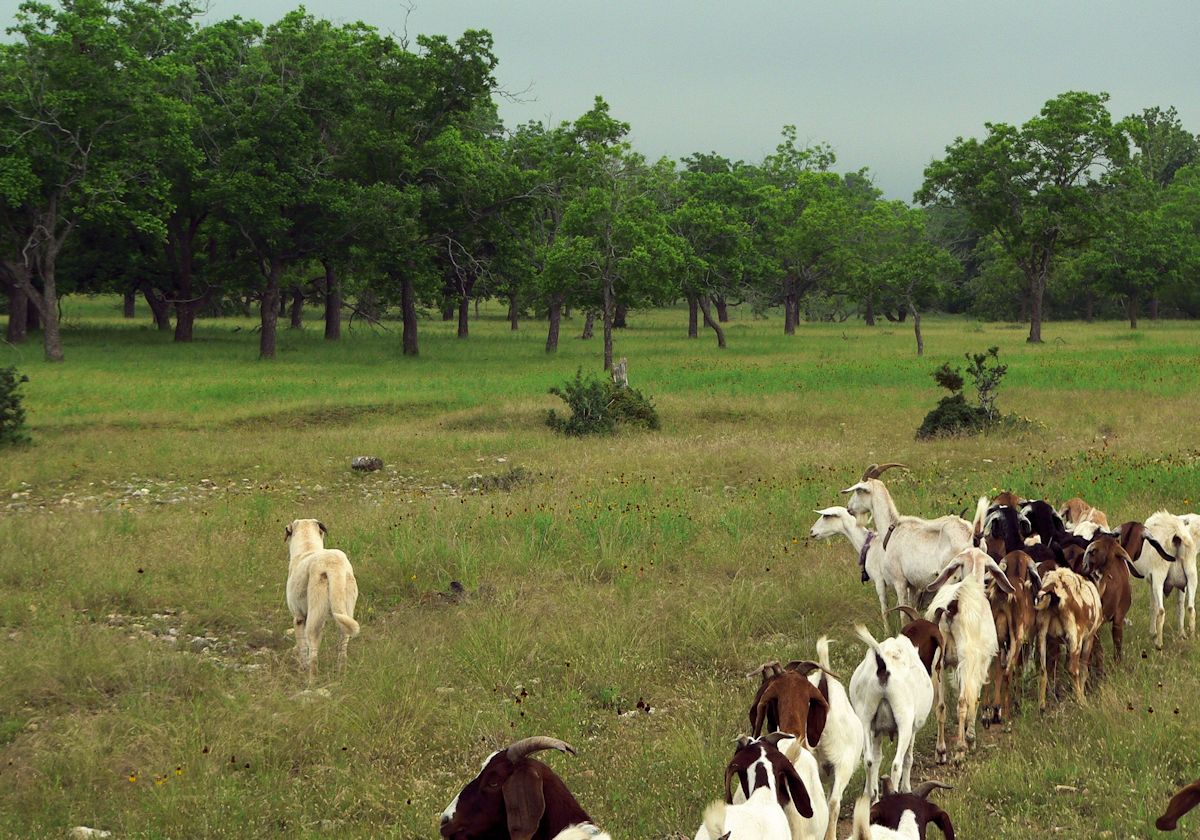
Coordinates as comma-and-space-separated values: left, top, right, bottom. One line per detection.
1, 297, 1199, 837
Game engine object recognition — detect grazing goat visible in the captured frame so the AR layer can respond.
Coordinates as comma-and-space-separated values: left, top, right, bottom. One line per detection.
1019, 500, 1068, 548
696, 735, 818, 840
1132, 511, 1197, 649
440, 737, 610, 840
1033, 568, 1103, 707
841, 467, 981, 621
1157, 779, 1200, 831
1080, 535, 1142, 661
925, 548, 1012, 758
849, 624, 934, 800
982, 550, 1040, 727
978, 503, 1031, 560
810, 507, 892, 628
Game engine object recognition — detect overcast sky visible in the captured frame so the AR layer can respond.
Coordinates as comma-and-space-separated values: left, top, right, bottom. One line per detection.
4, 1, 1198, 200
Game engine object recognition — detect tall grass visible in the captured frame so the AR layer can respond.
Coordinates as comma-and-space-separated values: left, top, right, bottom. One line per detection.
1, 298, 1198, 836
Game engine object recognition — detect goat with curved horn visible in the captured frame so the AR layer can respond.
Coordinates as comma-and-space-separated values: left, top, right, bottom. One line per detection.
784, 659, 841, 681
506, 736, 576, 762
861, 463, 908, 481
913, 780, 953, 798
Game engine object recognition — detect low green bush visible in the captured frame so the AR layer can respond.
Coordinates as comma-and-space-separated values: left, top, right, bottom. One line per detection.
917, 347, 1016, 439
546, 368, 660, 436
0, 367, 29, 447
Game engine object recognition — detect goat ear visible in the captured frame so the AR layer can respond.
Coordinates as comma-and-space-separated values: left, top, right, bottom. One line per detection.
985, 559, 1015, 595
1157, 781, 1200, 831
1117, 546, 1144, 579
723, 761, 738, 804
930, 806, 957, 840
806, 690, 829, 748
778, 758, 813, 818
502, 764, 546, 840
926, 560, 961, 593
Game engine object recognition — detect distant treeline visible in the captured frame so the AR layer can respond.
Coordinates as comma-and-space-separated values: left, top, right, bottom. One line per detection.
0, 1, 1197, 364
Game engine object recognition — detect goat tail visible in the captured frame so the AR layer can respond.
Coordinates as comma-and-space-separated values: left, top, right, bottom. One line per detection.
327, 568, 360, 637
816, 636, 834, 672
851, 794, 872, 840
854, 623, 883, 657
702, 800, 727, 840
972, 495, 989, 537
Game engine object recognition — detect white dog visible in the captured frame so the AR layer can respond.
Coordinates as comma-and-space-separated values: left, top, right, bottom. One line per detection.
285, 519, 360, 680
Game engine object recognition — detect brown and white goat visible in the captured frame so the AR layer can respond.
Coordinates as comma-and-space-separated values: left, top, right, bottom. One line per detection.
1060, 497, 1109, 533
440, 737, 610, 840
1033, 568, 1103, 708
890, 607, 947, 764
867, 779, 956, 839
747, 661, 831, 749
713, 733, 826, 840
982, 550, 1040, 727
1080, 535, 1143, 662
1157, 779, 1200, 831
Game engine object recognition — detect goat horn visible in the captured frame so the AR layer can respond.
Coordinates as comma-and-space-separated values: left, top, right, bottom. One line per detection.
862, 463, 907, 481
880, 775, 895, 796
746, 660, 783, 680
889, 605, 923, 623
914, 780, 953, 798
506, 737, 576, 762
784, 659, 840, 680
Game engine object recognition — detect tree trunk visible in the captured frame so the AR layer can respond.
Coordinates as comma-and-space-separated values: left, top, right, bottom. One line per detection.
687, 294, 699, 338
441, 296, 455, 321
1027, 272, 1046, 343
784, 279, 797, 336
508, 292, 519, 330
289, 286, 304, 329
602, 282, 615, 371
698, 295, 726, 348
123, 290, 136, 318
26, 246, 66, 362
1127, 296, 1139, 329
1084, 292, 1095, 323
323, 261, 341, 341
401, 273, 419, 356
141, 282, 172, 331
174, 301, 197, 342
909, 300, 923, 356
545, 293, 563, 353
1149, 297, 1160, 320
864, 296, 876, 327
260, 257, 283, 360
457, 294, 469, 338
580, 310, 595, 339
613, 301, 628, 329
714, 294, 729, 322
4, 271, 30, 344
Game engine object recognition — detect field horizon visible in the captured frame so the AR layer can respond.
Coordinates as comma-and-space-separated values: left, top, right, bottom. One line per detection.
2, 298, 1199, 838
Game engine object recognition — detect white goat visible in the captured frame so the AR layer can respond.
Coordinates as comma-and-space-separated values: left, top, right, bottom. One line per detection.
698, 735, 822, 840
841, 469, 984, 619
1134, 510, 1198, 648
849, 625, 933, 802
810, 507, 892, 628
924, 547, 1011, 759
806, 638, 865, 840
697, 786, 791, 840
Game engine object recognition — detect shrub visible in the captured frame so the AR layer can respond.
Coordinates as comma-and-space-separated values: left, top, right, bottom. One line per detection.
917, 347, 1012, 439
0, 367, 30, 447
546, 369, 659, 436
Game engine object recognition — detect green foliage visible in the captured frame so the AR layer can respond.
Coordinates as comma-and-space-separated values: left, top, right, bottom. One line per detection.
0, 367, 30, 447
545, 368, 659, 436
917, 346, 1010, 438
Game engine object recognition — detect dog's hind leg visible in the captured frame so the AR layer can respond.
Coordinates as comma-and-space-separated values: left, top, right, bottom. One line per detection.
305, 582, 330, 682
337, 631, 350, 674
294, 617, 309, 673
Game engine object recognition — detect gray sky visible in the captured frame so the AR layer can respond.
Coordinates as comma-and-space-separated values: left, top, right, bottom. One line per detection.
5, 1, 1198, 199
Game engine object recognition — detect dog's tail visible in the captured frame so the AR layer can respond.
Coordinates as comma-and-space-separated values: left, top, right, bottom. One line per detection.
327, 567, 360, 637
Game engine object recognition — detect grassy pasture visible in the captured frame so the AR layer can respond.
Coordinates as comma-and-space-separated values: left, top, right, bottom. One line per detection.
1, 298, 1199, 838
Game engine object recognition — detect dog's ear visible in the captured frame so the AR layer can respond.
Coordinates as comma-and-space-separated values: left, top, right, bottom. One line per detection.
316, 521, 328, 536
284, 523, 294, 543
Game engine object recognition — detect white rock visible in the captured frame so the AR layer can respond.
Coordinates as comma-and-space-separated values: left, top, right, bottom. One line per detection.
69, 828, 112, 839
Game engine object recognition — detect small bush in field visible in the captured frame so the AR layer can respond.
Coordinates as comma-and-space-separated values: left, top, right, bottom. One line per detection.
917, 347, 1018, 439
546, 369, 659, 436
0, 367, 30, 447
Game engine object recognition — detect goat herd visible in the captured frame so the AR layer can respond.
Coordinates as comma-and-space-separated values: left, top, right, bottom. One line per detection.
289, 464, 1200, 839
